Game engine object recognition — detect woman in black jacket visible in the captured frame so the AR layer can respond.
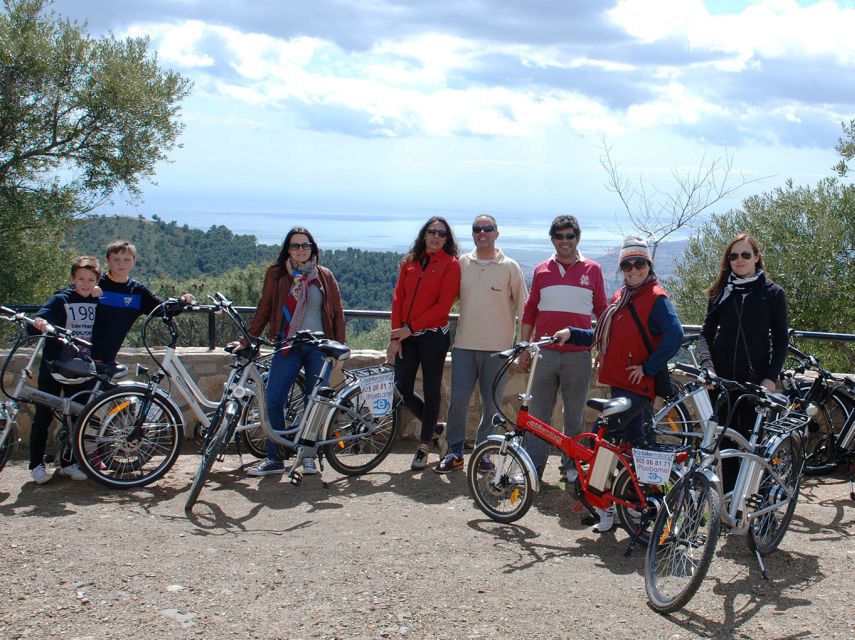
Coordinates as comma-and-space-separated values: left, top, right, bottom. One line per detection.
698, 232, 788, 488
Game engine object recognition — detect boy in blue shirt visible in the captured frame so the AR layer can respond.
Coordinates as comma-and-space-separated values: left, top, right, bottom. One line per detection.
89, 240, 195, 364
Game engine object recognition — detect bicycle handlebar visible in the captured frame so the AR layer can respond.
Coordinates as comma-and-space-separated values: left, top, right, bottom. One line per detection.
491, 336, 559, 359
0, 305, 92, 349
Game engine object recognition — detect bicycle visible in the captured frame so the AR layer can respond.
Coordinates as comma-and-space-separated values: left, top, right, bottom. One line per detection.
71, 297, 226, 489
183, 292, 401, 512
467, 337, 700, 551
0, 306, 128, 476
644, 364, 807, 614
782, 335, 855, 476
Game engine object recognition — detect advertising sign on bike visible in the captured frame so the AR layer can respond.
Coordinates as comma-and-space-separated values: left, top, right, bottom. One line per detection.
632, 448, 675, 484
353, 368, 395, 417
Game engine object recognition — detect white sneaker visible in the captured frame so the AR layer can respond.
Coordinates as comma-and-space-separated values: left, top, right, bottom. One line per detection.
564, 467, 578, 483
592, 506, 615, 533
59, 464, 87, 481
31, 464, 51, 485
302, 458, 318, 475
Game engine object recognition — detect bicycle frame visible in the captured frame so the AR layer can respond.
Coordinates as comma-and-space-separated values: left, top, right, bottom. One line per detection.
491, 341, 680, 514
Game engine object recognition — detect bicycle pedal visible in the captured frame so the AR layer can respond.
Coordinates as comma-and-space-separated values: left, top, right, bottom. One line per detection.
744, 493, 764, 510
290, 472, 303, 486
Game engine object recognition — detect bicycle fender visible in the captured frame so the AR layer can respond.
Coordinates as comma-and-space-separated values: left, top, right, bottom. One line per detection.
485, 434, 540, 493
696, 467, 722, 498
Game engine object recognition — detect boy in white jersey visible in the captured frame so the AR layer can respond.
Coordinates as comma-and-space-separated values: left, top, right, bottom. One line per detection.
28, 256, 102, 485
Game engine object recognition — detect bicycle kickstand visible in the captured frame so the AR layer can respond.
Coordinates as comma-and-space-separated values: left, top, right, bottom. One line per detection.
750, 532, 770, 580
848, 460, 854, 502
623, 515, 649, 558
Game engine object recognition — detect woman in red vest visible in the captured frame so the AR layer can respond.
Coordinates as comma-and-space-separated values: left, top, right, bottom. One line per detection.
387, 217, 461, 471
554, 236, 683, 531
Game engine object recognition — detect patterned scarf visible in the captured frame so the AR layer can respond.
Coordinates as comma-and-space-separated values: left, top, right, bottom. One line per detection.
593, 274, 657, 355
281, 257, 320, 339
714, 270, 764, 307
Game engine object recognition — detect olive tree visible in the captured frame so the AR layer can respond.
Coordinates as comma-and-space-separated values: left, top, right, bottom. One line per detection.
0, 0, 191, 302
670, 177, 855, 370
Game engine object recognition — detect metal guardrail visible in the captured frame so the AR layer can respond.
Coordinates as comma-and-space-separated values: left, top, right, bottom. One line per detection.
5, 305, 855, 350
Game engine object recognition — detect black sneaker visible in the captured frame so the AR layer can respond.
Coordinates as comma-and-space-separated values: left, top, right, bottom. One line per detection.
435, 453, 464, 473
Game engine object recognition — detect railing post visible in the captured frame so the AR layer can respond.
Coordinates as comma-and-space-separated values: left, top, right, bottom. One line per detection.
207, 308, 216, 351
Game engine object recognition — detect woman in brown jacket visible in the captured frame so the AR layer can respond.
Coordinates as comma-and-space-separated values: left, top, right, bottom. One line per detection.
245, 227, 346, 477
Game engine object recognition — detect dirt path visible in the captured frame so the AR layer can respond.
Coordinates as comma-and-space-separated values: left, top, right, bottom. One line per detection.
1, 449, 853, 639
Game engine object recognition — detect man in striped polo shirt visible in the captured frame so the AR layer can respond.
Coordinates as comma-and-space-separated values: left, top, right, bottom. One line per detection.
519, 215, 608, 481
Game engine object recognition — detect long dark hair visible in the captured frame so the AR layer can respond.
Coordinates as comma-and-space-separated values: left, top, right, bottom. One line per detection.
274, 227, 320, 278
706, 232, 764, 300
403, 216, 459, 264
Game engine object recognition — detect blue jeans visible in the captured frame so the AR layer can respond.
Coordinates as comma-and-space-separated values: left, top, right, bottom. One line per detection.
265, 342, 329, 461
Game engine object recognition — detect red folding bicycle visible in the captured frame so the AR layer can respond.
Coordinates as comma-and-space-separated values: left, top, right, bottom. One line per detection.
468, 337, 697, 550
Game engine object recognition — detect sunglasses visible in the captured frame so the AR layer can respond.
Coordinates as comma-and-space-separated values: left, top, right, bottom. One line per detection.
620, 259, 650, 273
426, 228, 448, 238
552, 231, 578, 241
472, 224, 497, 233
728, 251, 754, 261
289, 242, 313, 251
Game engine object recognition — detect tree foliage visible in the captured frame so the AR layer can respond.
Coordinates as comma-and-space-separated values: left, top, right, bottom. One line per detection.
670, 178, 855, 370
0, 0, 191, 303
833, 119, 855, 178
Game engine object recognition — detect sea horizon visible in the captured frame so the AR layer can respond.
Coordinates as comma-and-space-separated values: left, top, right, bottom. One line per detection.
149, 209, 689, 273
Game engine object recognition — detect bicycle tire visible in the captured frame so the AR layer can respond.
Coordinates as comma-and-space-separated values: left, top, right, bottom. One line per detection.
748, 434, 802, 556
73, 385, 183, 489
467, 440, 533, 524
0, 419, 12, 474
185, 404, 236, 512
323, 386, 400, 475
613, 461, 682, 546
645, 472, 721, 614
239, 374, 305, 459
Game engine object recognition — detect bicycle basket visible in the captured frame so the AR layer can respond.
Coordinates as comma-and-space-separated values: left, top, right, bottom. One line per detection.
343, 364, 395, 417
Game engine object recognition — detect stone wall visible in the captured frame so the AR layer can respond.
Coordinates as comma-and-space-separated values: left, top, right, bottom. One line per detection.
2, 346, 610, 444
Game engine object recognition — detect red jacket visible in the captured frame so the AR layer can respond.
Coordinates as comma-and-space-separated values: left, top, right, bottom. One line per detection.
391, 250, 460, 332
598, 281, 667, 400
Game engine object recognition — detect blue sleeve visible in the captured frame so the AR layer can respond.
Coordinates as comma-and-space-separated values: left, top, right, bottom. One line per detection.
642, 297, 683, 376
569, 326, 594, 347
29, 294, 66, 335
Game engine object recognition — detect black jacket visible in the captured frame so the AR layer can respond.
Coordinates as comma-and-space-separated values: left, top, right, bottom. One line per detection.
699, 274, 788, 383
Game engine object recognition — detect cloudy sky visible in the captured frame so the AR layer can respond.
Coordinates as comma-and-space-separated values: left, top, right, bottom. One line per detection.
50, 0, 855, 236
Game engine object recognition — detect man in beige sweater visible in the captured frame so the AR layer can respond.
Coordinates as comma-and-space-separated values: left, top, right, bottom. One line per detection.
435, 214, 528, 473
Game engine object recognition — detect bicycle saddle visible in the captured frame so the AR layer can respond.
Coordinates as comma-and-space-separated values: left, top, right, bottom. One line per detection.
586, 396, 631, 418
317, 339, 351, 361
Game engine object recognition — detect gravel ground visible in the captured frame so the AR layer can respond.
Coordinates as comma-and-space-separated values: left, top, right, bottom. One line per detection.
1, 447, 853, 640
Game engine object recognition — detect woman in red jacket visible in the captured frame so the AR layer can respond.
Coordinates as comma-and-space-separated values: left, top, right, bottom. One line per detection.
243, 227, 346, 478
554, 236, 683, 532
387, 217, 461, 471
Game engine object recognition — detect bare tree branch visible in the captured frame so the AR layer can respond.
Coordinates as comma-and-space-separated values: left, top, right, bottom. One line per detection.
599, 137, 772, 259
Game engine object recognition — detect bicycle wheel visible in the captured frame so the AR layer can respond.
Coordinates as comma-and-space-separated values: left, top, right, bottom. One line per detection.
645, 472, 721, 614
467, 440, 533, 524
613, 462, 682, 546
239, 374, 304, 459
803, 399, 841, 475
650, 387, 698, 447
74, 386, 183, 489
0, 419, 13, 474
748, 434, 802, 556
185, 403, 237, 512
323, 386, 399, 476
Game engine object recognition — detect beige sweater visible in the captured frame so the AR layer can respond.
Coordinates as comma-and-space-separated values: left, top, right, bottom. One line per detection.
453, 249, 528, 352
